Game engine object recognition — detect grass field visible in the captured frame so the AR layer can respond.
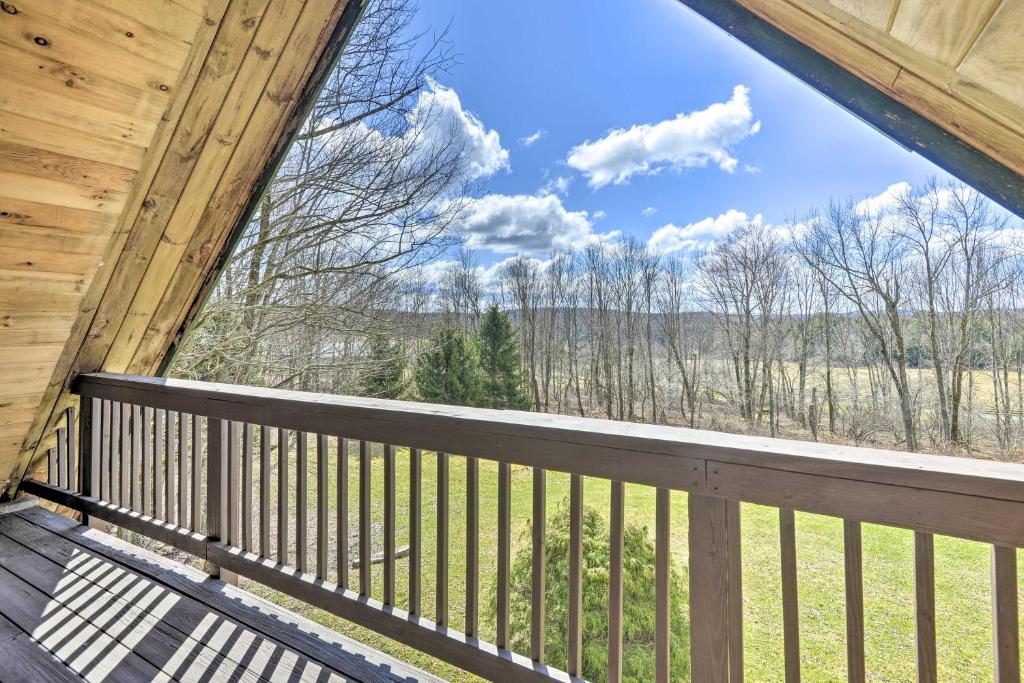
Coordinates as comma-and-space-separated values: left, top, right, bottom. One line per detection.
220, 443, 1018, 682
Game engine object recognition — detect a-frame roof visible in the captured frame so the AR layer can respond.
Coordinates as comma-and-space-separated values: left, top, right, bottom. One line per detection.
681, 0, 1024, 216
0, 0, 362, 497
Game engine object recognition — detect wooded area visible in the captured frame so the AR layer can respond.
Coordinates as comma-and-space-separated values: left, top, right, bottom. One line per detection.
174, 171, 1024, 459
167, 0, 1024, 460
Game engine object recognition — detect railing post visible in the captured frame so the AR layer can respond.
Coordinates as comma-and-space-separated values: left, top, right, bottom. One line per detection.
79, 396, 104, 530
207, 418, 236, 584
689, 493, 740, 682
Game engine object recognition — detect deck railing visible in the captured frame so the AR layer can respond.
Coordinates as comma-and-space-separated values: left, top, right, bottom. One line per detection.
24, 372, 1024, 682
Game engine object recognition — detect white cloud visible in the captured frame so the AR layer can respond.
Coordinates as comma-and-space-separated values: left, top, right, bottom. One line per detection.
452, 193, 612, 254
410, 79, 509, 180
854, 181, 911, 215
592, 210, 607, 221
744, 164, 762, 174
566, 85, 760, 188
648, 209, 761, 254
539, 175, 572, 197
518, 129, 546, 147
642, 206, 658, 217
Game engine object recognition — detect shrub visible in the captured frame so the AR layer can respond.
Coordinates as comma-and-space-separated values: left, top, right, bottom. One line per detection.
495, 496, 690, 681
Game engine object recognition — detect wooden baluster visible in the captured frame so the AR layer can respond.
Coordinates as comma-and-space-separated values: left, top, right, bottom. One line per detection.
277, 429, 289, 564
844, 520, 865, 683
992, 545, 1020, 683
99, 400, 110, 501
231, 423, 243, 551
129, 405, 141, 511
409, 447, 421, 616
207, 419, 227, 579
65, 406, 76, 493
110, 401, 120, 504
317, 434, 329, 578
780, 508, 800, 683
496, 461, 511, 648
296, 432, 308, 571
465, 455, 479, 636
259, 425, 270, 555
47, 447, 56, 486
337, 437, 349, 588
436, 451, 449, 626
727, 500, 744, 683
55, 428, 66, 489
567, 474, 583, 677
178, 413, 188, 527
226, 421, 240, 547
359, 440, 371, 595
914, 531, 937, 683
119, 403, 130, 508
56, 428, 67, 489
80, 397, 99, 526
242, 423, 253, 552
142, 407, 153, 515
384, 444, 396, 604
165, 411, 176, 524
608, 479, 624, 683
531, 467, 546, 664
689, 493, 731, 683
655, 488, 671, 683
191, 415, 202, 532
154, 409, 164, 519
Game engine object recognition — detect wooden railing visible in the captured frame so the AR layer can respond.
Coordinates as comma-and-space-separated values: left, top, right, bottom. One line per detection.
24, 372, 1024, 682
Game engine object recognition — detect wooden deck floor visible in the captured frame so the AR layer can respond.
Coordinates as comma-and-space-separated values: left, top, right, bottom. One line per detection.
0, 504, 442, 682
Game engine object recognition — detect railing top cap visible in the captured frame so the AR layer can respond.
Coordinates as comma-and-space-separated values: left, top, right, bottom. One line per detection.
76, 372, 1024, 501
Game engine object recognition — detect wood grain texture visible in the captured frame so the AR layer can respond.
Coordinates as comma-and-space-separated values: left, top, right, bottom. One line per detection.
843, 520, 865, 683
914, 531, 937, 683
960, 2, 1024, 109
735, 0, 1024, 182
889, 0, 1002, 66
689, 493, 731, 683
780, 508, 801, 683
991, 545, 1020, 683
0, 0, 209, 495
9, 0, 361, 506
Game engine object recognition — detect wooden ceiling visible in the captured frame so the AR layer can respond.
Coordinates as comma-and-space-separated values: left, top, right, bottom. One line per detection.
0, 0, 359, 497
733, 0, 1024, 187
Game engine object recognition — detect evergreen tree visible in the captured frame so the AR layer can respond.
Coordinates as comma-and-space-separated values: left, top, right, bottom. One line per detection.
496, 498, 689, 681
414, 326, 483, 406
358, 332, 407, 399
477, 305, 533, 409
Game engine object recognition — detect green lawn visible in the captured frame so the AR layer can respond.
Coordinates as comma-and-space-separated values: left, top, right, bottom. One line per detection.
236, 442, 1017, 682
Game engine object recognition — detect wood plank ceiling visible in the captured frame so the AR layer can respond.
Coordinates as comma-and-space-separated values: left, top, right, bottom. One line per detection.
735, 0, 1024, 189
0, 0, 359, 496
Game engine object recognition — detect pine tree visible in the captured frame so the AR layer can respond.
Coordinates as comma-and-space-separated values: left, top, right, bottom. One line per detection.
358, 332, 407, 399
497, 498, 690, 680
477, 305, 532, 409
414, 326, 483, 406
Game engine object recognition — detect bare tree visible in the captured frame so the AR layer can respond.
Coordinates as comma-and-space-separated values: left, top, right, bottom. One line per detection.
174, 0, 466, 390
797, 200, 919, 450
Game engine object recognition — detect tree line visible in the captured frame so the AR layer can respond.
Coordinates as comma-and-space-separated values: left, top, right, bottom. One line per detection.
425, 179, 1023, 456
166, 0, 1024, 458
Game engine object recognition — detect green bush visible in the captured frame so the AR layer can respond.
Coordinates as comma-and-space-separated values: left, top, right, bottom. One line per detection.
494, 497, 690, 681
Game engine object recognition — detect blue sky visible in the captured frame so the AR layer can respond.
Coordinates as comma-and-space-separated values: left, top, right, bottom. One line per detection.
401, 0, 956, 267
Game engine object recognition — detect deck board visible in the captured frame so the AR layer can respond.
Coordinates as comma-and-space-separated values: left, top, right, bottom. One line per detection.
0, 505, 441, 683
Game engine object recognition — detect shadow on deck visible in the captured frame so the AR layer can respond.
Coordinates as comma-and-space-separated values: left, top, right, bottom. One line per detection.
0, 503, 442, 682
